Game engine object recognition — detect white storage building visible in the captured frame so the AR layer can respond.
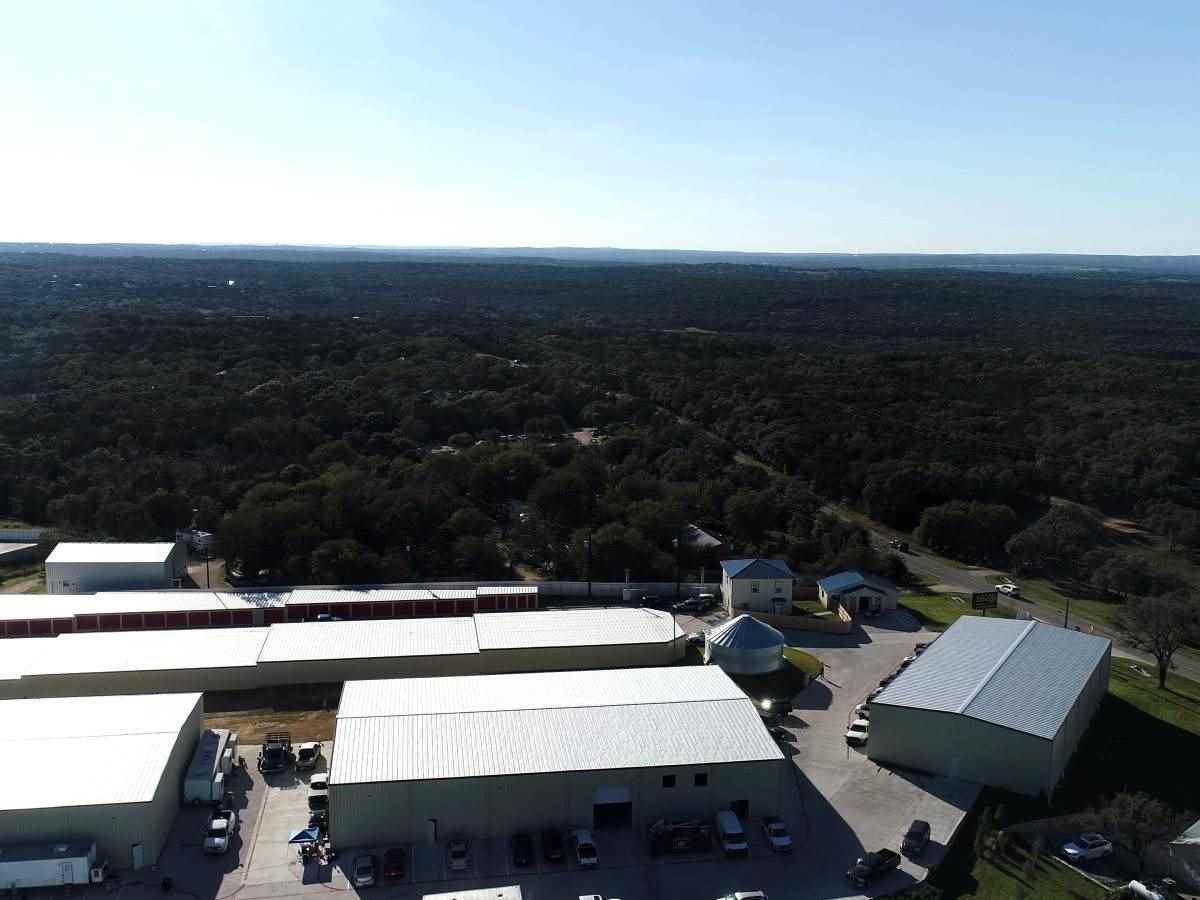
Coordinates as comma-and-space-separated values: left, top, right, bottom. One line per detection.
328, 665, 786, 848
867, 617, 1111, 796
0, 692, 202, 869
45, 543, 188, 593
0, 607, 686, 699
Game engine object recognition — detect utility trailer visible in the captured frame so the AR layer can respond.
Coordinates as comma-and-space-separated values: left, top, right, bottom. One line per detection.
184, 728, 233, 805
0, 840, 108, 889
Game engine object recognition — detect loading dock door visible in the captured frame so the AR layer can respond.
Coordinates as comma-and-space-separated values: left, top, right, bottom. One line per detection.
593, 785, 632, 829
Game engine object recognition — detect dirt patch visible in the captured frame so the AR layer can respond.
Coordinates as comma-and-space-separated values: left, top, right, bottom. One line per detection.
572, 428, 596, 445
1102, 517, 1150, 536
204, 708, 336, 743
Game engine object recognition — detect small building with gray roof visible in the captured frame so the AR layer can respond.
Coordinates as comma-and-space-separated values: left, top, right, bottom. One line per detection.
867, 617, 1111, 797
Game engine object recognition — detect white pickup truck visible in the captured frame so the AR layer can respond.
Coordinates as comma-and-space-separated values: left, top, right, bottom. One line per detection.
204, 809, 238, 855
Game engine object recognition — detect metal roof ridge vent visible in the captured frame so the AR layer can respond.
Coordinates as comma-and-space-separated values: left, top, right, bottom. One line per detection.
955, 619, 1038, 714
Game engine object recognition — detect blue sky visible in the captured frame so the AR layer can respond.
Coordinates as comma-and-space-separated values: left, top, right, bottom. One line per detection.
2, 1, 1196, 252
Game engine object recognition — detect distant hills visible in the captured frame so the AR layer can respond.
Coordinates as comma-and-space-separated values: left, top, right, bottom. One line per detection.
3, 242, 1200, 274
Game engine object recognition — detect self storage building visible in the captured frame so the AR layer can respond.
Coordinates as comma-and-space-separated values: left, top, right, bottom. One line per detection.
867, 617, 1111, 797
0, 607, 686, 699
0, 692, 202, 869
327, 665, 786, 848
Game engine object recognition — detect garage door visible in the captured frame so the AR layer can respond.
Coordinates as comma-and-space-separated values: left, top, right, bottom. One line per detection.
593, 785, 632, 829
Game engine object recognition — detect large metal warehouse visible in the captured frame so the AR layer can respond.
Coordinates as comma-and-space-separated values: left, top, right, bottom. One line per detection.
867, 617, 1111, 796
0, 607, 685, 699
0, 692, 201, 868
44, 542, 189, 593
328, 665, 786, 848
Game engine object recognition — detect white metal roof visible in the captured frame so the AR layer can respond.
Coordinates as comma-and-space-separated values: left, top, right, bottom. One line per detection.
14, 627, 269, 677
0, 692, 200, 811
90, 591, 226, 613
368, 589, 436, 603
0, 692, 201, 739
475, 585, 538, 596
257, 618, 480, 663
46, 542, 177, 564
216, 590, 288, 609
473, 607, 681, 650
431, 588, 475, 600
705, 614, 785, 650
0, 733, 183, 810
0, 594, 89, 621
874, 617, 1110, 739
331, 667, 781, 785
338, 665, 745, 718
287, 588, 372, 605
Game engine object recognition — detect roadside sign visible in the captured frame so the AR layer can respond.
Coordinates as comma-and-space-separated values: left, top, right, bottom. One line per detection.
972, 591, 999, 611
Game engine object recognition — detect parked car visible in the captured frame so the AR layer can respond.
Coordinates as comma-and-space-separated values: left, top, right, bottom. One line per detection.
352, 855, 376, 888
686, 630, 707, 646
761, 816, 793, 853
512, 832, 534, 867
846, 849, 901, 887
716, 893, 768, 900
382, 847, 406, 880
542, 828, 565, 862
295, 741, 322, 770
203, 808, 238, 855
899, 654, 918, 667
447, 837, 470, 871
1061, 833, 1113, 862
574, 829, 598, 866
902, 819, 931, 856
853, 702, 871, 720
913, 641, 930, 653
760, 698, 793, 717
996, 582, 1020, 596
715, 810, 749, 857
307, 773, 329, 811
845, 719, 870, 746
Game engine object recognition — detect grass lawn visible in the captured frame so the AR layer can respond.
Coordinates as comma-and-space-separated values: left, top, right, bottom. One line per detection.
782, 646, 824, 676
1013, 578, 1126, 631
792, 598, 827, 615
890, 823, 1108, 900
899, 592, 1015, 631
0, 563, 45, 593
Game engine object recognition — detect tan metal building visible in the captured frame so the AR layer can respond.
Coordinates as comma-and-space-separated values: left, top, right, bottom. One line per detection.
0, 692, 202, 869
0, 608, 685, 699
328, 666, 786, 848
867, 617, 1111, 797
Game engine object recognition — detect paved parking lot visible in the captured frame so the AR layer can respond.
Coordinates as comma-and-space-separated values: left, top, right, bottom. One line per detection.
115, 611, 976, 900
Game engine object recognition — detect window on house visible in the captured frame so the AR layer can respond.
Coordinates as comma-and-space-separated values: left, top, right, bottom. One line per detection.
694, 773, 708, 787
751, 582, 760, 593
775, 584, 783, 593
662, 774, 676, 788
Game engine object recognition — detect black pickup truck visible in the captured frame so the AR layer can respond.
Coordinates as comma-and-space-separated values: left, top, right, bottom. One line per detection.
847, 849, 901, 887
257, 731, 294, 774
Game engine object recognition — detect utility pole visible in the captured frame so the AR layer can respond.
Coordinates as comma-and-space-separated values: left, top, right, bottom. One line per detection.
672, 533, 681, 603
585, 534, 592, 602
204, 549, 211, 589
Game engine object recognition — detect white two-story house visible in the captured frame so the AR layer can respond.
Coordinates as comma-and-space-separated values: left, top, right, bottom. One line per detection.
719, 558, 797, 615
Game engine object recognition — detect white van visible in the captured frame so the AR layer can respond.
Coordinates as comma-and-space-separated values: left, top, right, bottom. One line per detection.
715, 810, 749, 856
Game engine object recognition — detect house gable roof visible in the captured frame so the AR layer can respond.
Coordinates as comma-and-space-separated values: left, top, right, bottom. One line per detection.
817, 570, 894, 594
720, 558, 797, 580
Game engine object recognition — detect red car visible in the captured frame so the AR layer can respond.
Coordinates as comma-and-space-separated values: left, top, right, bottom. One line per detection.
382, 847, 406, 880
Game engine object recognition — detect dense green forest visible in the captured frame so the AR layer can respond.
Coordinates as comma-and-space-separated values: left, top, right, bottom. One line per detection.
2, 252, 1199, 589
